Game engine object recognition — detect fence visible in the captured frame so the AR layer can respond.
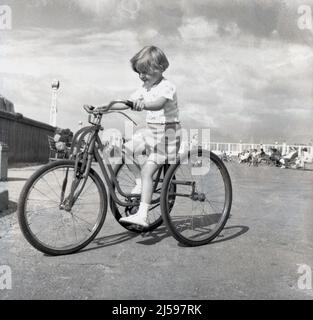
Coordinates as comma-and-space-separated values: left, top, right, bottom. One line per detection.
107, 135, 313, 159
207, 142, 313, 157
0, 110, 55, 164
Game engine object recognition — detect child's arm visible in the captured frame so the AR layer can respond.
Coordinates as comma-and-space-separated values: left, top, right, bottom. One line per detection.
110, 103, 132, 110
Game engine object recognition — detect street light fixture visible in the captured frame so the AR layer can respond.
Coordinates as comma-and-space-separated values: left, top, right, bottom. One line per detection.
49, 79, 60, 127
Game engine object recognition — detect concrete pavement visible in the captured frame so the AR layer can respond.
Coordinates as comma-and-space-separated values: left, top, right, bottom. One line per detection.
0, 162, 313, 299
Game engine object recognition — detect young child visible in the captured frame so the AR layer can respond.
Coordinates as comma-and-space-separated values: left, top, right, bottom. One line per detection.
119, 46, 181, 227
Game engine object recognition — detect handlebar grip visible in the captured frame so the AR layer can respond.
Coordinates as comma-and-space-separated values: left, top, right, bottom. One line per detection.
125, 100, 134, 109
83, 105, 95, 112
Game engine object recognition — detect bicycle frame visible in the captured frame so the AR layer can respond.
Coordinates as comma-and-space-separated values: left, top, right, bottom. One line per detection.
62, 103, 196, 211
66, 122, 169, 209
18, 100, 232, 253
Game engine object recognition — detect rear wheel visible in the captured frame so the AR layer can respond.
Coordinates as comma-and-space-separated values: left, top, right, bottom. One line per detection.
161, 148, 232, 246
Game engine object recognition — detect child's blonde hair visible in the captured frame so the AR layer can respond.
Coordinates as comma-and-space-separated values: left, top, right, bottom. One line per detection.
130, 46, 169, 74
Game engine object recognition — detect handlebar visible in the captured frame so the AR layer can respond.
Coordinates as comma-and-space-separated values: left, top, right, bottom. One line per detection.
83, 99, 138, 126
83, 100, 134, 115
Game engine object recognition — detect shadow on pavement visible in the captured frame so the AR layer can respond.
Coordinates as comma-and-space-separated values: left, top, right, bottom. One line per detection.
202, 225, 249, 245
135, 224, 249, 246
0, 201, 17, 218
74, 224, 249, 253
136, 225, 171, 245
79, 231, 140, 253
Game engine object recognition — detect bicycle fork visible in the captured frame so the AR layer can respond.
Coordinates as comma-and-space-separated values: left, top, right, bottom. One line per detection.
59, 149, 94, 211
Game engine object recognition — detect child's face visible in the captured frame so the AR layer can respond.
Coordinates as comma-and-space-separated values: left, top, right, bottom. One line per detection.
137, 68, 163, 88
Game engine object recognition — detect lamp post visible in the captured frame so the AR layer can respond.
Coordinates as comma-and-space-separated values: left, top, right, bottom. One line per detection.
49, 79, 60, 127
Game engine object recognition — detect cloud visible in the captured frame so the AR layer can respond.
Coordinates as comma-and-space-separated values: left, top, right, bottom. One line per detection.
0, 27, 141, 130
8, 0, 313, 46
179, 0, 313, 44
1, 1, 313, 143
178, 17, 218, 40
74, 0, 116, 15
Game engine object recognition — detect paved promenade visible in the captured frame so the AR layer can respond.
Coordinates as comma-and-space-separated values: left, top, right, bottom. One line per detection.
0, 162, 313, 299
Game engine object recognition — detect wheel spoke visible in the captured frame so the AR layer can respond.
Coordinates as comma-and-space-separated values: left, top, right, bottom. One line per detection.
162, 150, 231, 246
31, 186, 59, 204
19, 162, 105, 254
41, 177, 63, 201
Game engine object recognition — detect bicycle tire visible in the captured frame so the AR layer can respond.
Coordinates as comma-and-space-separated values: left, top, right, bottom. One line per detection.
18, 160, 107, 255
161, 148, 232, 246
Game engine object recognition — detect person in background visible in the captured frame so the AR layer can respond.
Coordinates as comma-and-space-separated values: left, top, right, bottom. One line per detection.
279, 147, 298, 168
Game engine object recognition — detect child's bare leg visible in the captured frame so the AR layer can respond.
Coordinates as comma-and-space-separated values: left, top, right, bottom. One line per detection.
123, 140, 145, 180
140, 161, 159, 204
119, 160, 159, 227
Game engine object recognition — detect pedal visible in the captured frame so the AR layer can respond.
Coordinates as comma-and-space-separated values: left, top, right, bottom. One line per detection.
125, 205, 139, 217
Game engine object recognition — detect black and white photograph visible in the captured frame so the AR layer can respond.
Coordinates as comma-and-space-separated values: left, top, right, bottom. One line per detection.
0, 0, 313, 304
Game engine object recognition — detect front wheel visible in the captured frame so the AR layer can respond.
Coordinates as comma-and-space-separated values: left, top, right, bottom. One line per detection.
161, 148, 232, 246
18, 160, 107, 255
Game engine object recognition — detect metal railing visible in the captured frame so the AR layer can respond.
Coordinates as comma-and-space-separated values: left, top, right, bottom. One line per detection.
0, 110, 55, 164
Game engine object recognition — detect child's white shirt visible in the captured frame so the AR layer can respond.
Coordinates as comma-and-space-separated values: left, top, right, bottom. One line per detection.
130, 78, 179, 124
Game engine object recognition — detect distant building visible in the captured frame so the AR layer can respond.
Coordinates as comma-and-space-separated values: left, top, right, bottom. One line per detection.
0, 95, 15, 113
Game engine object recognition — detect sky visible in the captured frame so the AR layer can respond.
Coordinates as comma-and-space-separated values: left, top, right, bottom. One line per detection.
0, 0, 313, 144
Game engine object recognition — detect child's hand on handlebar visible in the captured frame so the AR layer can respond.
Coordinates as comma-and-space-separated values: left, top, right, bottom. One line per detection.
133, 98, 145, 111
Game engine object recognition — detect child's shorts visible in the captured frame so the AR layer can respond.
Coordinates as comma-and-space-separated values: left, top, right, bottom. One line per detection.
128, 122, 181, 165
